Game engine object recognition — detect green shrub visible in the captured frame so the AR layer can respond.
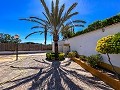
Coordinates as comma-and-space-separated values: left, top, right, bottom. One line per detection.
96, 33, 120, 54
59, 53, 65, 60
46, 52, 65, 60
79, 55, 88, 61
46, 53, 51, 60
72, 51, 79, 57
96, 33, 120, 79
67, 52, 76, 58
87, 54, 103, 68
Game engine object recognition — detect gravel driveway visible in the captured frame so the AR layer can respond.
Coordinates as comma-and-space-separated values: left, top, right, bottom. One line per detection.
0, 53, 113, 90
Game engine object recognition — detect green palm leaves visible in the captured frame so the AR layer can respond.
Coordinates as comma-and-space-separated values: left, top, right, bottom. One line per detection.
40, 0, 86, 34
20, 0, 85, 59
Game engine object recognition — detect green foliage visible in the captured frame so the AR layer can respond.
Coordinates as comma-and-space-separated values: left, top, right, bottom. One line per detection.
67, 52, 76, 58
59, 53, 65, 60
96, 35, 113, 54
46, 52, 65, 60
111, 33, 120, 54
71, 14, 120, 38
21, 0, 85, 60
0, 33, 21, 43
62, 30, 75, 39
87, 54, 103, 68
46, 53, 51, 60
79, 55, 88, 61
79, 54, 103, 68
96, 33, 120, 79
72, 51, 79, 57
96, 33, 120, 54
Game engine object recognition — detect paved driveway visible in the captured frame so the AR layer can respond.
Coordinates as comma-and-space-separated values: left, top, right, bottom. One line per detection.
0, 54, 113, 90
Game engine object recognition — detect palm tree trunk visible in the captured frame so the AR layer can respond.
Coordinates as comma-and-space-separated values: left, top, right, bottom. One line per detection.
44, 26, 47, 45
44, 30, 47, 45
107, 53, 120, 79
53, 34, 59, 60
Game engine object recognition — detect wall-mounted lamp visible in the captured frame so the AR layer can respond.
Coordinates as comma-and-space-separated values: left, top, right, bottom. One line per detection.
102, 28, 105, 32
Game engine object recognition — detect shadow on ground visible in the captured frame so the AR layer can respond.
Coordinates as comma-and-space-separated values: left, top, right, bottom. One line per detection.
3, 59, 112, 90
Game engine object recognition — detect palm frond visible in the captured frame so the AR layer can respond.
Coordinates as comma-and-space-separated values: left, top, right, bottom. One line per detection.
42, 12, 51, 24
55, 0, 59, 25
31, 26, 44, 29
66, 3, 78, 15
40, 0, 51, 21
64, 12, 79, 21
25, 31, 43, 39
66, 20, 86, 26
51, 0, 54, 14
58, 4, 65, 23
29, 17, 48, 24
70, 24, 84, 27
20, 18, 45, 26
58, 12, 79, 29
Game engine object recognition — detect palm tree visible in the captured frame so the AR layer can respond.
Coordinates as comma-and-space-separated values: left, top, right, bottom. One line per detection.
61, 25, 76, 39
20, 17, 50, 45
40, 0, 86, 60
20, 0, 86, 60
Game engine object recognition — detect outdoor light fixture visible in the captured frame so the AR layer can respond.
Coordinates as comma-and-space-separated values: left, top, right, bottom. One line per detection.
14, 34, 19, 60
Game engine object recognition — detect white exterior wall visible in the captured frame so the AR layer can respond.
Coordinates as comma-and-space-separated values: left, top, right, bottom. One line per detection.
64, 23, 120, 67
52, 41, 64, 52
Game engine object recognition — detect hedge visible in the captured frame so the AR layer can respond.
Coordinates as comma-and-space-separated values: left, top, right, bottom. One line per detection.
70, 14, 120, 38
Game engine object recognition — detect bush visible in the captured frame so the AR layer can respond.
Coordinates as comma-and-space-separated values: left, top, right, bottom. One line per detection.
72, 51, 79, 57
46, 52, 65, 60
96, 33, 120, 54
59, 53, 65, 60
46, 53, 51, 60
69, 14, 120, 39
79, 55, 88, 61
96, 33, 120, 79
67, 52, 76, 58
87, 54, 103, 68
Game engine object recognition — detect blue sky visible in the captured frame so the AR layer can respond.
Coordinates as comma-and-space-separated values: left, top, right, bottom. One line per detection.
0, 0, 120, 44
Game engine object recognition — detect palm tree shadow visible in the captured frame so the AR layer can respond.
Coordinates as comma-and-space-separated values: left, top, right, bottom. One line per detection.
3, 59, 112, 90
29, 61, 82, 90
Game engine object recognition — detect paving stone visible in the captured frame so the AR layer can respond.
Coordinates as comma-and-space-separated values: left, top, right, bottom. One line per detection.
0, 53, 114, 90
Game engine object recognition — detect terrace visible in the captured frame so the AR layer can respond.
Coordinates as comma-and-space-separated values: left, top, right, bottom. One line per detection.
0, 0, 120, 90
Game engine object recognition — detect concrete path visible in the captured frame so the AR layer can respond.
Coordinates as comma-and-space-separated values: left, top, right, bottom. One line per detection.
0, 54, 113, 90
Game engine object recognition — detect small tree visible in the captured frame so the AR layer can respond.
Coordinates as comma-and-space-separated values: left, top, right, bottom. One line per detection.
20, 17, 49, 45
61, 26, 75, 39
96, 33, 120, 79
0, 33, 21, 43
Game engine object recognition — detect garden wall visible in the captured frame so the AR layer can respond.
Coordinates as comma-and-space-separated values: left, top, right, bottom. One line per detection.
64, 23, 120, 67
0, 43, 52, 51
